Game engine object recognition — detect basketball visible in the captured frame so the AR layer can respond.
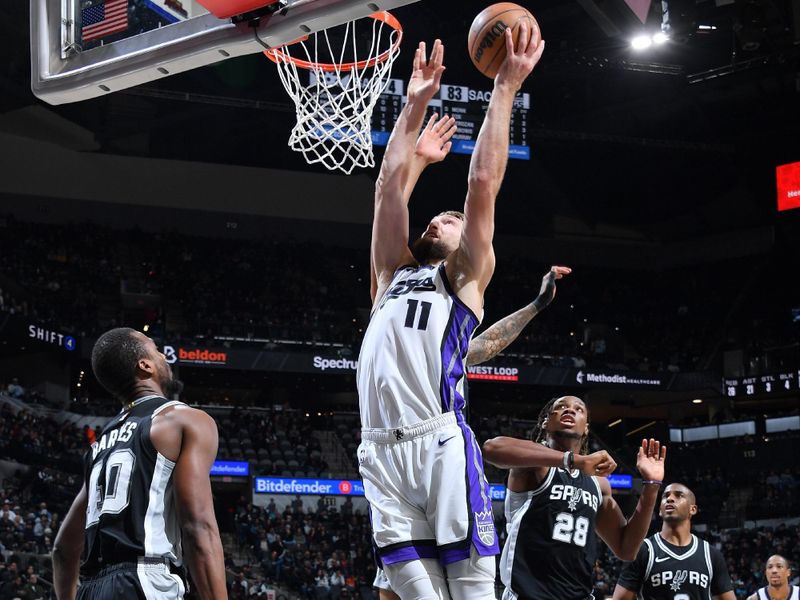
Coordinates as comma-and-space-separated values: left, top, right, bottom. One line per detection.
468, 3, 541, 79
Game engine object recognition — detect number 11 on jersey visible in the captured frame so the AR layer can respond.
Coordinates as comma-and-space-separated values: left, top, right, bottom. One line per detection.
404, 300, 432, 331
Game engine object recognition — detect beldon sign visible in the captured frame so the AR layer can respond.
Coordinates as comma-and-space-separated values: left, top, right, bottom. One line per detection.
163, 345, 228, 366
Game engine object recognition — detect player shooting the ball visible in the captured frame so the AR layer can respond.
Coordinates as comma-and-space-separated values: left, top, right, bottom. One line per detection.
357, 19, 544, 600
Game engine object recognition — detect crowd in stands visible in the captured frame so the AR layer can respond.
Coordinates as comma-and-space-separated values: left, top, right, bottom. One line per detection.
1, 388, 799, 598
214, 408, 330, 479
0, 463, 79, 600
3, 216, 796, 374
0, 402, 89, 476
749, 468, 800, 521
231, 496, 377, 599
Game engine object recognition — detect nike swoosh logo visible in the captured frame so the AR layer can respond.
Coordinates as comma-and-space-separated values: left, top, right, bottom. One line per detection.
655, 556, 670, 563
438, 436, 457, 447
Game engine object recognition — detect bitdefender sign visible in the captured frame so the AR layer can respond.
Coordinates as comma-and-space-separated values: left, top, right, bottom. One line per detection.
254, 477, 365, 496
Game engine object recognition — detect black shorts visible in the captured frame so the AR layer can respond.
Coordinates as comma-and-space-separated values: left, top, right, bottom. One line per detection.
78, 560, 185, 600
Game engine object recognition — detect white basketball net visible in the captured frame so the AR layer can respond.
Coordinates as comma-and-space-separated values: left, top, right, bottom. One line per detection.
268, 14, 401, 174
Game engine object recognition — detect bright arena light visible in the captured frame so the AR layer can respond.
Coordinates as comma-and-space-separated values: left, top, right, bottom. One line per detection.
652, 32, 669, 44
631, 35, 653, 50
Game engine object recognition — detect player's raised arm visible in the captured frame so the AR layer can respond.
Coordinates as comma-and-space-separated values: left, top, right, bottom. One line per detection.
371, 112, 457, 302
371, 40, 447, 302
466, 266, 571, 365
596, 439, 666, 560
454, 26, 544, 293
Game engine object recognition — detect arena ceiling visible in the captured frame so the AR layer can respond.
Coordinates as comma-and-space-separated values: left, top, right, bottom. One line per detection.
1, 0, 798, 240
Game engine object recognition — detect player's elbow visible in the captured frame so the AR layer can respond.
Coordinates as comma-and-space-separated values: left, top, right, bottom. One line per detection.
51, 541, 69, 565
481, 437, 506, 465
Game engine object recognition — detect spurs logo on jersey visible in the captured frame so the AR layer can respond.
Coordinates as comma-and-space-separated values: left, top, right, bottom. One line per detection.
549, 484, 600, 512
619, 532, 734, 600
82, 396, 184, 576
358, 264, 479, 429
649, 568, 709, 590
500, 467, 602, 600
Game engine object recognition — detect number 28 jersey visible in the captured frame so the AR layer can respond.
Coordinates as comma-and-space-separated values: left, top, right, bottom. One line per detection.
500, 467, 602, 600
82, 396, 184, 576
357, 264, 480, 429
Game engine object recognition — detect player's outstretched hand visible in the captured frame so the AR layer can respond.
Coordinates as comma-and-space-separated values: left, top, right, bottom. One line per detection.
533, 265, 572, 312
415, 113, 457, 164
635, 438, 666, 481
576, 450, 617, 478
495, 23, 544, 91
407, 39, 445, 104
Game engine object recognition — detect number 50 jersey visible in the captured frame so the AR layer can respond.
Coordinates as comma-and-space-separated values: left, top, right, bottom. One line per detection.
358, 264, 480, 429
82, 396, 184, 576
500, 467, 602, 600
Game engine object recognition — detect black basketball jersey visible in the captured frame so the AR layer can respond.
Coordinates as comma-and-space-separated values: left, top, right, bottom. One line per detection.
500, 467, 602, 600
616, 533, 733, 600
757, 585, 800, 600
82, 395, 184, 576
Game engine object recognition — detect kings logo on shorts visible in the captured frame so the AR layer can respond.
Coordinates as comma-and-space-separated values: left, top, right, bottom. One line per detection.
475, 510, 495, 546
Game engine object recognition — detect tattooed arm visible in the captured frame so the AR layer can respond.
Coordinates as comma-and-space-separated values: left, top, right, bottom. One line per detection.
466, 266, 571, 366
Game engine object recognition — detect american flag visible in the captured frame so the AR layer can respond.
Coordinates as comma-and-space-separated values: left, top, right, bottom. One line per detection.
81, 0, 128, 42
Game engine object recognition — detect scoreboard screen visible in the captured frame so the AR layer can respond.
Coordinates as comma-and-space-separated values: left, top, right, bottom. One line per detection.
777, 161, 800, 212
371, 79, 531, 159
724, 371, 799, 398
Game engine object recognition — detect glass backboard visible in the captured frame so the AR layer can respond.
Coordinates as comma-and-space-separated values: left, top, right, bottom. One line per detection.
31, 0, 420, 105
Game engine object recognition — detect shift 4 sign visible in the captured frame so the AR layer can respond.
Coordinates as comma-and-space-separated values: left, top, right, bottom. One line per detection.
28, 325, 76, 351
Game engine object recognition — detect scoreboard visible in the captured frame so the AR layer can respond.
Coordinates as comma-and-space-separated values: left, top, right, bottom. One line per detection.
724, 371, 799, 398
371, 79, 531, 159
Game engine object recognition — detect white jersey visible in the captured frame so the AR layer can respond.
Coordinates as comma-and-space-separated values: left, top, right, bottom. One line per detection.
357, 263, 480, 429
758, 586, 800, 600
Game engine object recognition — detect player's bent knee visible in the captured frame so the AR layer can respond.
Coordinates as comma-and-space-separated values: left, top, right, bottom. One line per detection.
384, 558, 449, 600
444, 549, 496, 600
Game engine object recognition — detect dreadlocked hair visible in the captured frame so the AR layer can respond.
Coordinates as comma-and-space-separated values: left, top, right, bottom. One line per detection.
528, 397, 590, 455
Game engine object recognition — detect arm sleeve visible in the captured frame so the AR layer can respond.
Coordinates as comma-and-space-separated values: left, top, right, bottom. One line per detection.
710, 547, 734, 594
616, 543, 648, 592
